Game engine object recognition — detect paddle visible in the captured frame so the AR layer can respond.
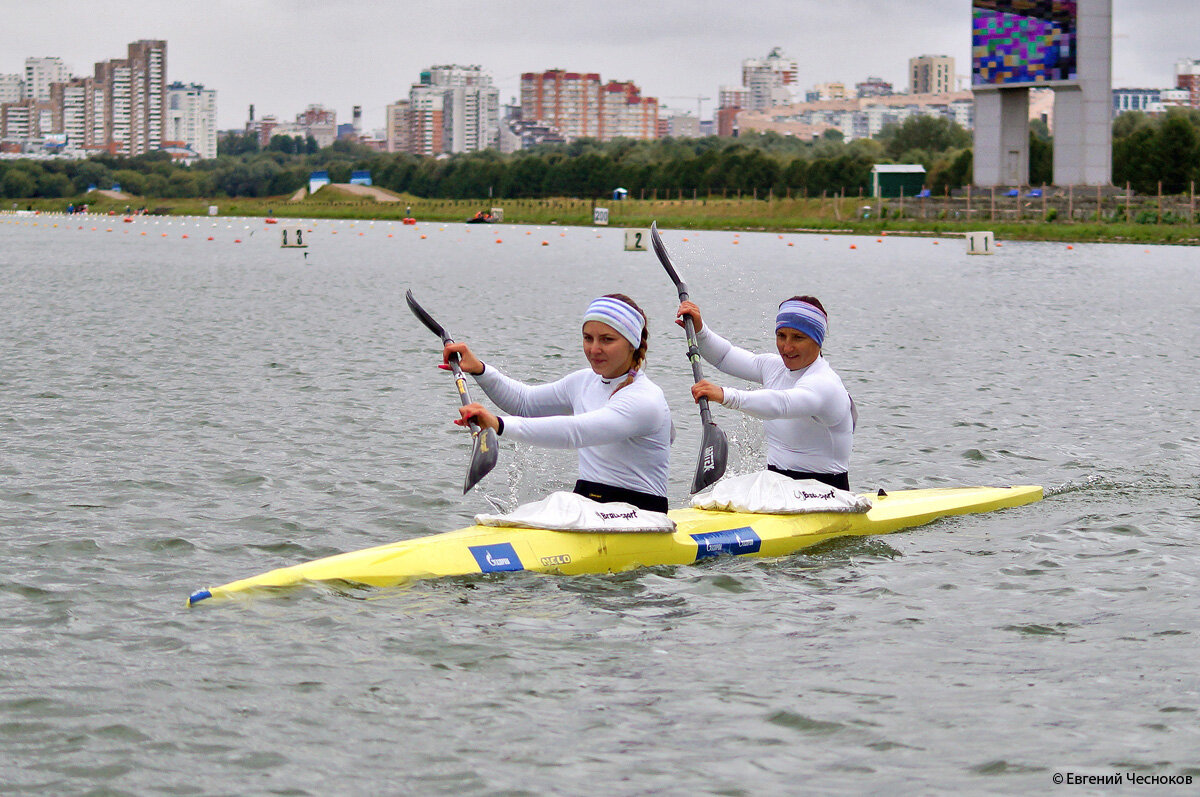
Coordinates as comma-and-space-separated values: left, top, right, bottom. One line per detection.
405, 289, 499, 494
650, 221, 728, 493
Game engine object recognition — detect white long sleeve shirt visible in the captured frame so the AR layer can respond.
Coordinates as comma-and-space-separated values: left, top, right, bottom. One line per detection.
474, 365, 672, 498
696, 325, 854, 474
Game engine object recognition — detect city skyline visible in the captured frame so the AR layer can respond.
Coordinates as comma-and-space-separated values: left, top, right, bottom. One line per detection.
1, 0, 1193, 132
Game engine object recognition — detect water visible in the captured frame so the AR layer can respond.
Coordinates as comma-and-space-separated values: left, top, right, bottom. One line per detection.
1, 214, 1197, 794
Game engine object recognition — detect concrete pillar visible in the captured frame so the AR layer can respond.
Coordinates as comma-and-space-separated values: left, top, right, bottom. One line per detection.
1053, 0, 1112, 186
973, 88, 1029, 186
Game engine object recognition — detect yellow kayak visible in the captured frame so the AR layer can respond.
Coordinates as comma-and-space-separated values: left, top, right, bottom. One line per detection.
188, 485, 1042, 605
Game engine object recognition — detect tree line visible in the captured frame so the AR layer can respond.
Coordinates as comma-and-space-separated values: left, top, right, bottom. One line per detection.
2, 110, 1198, 202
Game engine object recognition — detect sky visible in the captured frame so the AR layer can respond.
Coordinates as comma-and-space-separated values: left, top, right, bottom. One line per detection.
2, 0, 1195, 132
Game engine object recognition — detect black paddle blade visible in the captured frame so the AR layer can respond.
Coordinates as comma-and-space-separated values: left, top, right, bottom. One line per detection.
649, 222, 685, 290
405, 289, 448, 341
690, 422, 728, 494
464, 427, 500, 494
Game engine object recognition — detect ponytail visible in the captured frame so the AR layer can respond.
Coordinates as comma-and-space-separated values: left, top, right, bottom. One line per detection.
604, 293, 648, 394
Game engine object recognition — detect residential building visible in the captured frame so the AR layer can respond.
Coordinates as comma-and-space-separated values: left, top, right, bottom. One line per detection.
0, 74, 23, 104
735, 91, 975, 142
407, 86, 444, 155
808, 83, 848, 102
716, 85, 749, 137
424, 65, 500, 153
856, 77, 894, 98
1176, 58, 1200, 107
520, 69, 603, 140
296, 104, 336, 147
385, 99, 412, 153
167, 82, 217, 159
741, 47, 798, 110
24, 57, 67, 101
659, 108, 701, 138
519, 69, 658, 142
1112, 88, 1160, 116
600, 80, 658, 140
910, 55, 955, 95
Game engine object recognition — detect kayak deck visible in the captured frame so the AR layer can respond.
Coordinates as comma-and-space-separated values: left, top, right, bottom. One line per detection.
188, 485, 1042, 605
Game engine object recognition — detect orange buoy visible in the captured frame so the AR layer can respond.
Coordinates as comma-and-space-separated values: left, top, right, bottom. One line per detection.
849, 244, 857, 249
541, 241, 549, 246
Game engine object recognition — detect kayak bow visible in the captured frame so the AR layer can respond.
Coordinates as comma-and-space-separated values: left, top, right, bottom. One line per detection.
188, 485, 1042, 605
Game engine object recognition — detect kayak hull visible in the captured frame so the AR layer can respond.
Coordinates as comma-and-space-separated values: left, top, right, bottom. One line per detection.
188, 485, 1042, 604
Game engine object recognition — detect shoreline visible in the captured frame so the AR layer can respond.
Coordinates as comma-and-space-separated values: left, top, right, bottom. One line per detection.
9, 192, 1200, 246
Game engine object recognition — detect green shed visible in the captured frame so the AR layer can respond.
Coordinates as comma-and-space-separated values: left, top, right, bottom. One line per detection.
871, 164, 927, 198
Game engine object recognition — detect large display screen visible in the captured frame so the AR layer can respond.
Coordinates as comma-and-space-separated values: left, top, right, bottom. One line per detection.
973, 0, 1078, 86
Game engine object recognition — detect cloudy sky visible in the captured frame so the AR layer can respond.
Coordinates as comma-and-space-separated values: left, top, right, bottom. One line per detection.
2, 0, 1193, 131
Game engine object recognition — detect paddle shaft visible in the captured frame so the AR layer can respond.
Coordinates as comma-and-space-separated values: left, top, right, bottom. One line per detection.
673, 282, 718, 425
405, 290, 484, 435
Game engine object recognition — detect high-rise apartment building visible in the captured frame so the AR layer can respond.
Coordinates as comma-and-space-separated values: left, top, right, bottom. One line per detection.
407, 86, 445, 156
521, 70, 603, 140
384, 100, 411, 153
24, 57, 67, 101
600, 80, 658, 140
0, 74, 23, 104
167, 82, 217, 159
910, 55, 955, 95
2, 40, 187, 156
425, 65, 500, 153
741, 47, 798, 111
520, 69, 658, 141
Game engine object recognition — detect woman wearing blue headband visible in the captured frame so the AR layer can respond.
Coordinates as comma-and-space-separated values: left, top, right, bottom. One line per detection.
446, 294, 672, 512
676, 295, 855, 490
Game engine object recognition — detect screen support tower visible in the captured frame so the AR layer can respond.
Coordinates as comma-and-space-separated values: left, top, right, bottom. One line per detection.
973, 0, 1112, 187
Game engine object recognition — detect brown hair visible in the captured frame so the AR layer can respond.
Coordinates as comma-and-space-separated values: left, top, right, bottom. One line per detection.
780, 295, 827, 316
603, 293, 648, 393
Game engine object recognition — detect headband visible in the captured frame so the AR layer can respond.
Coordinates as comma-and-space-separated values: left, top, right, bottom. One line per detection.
776, 300, 827, 347
583, 297, 645, 349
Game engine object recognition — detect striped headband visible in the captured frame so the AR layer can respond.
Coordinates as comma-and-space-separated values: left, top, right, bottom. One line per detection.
583, 296, 645, 349
776, 299, 827, 347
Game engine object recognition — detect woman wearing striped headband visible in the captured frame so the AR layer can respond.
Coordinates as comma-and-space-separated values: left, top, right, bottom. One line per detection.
446, 294, 672, 512
676, 295, 855, 490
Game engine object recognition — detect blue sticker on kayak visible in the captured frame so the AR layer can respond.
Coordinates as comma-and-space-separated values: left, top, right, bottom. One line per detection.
469, 543, 524, 573
691, 527, 761, 561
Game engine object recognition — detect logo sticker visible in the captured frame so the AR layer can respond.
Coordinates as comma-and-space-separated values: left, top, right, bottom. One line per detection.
691, 527, 761, 561
540, 554, 572, 567
469, 543, 524, 573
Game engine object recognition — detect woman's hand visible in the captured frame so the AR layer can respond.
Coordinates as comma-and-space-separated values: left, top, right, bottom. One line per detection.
456, 402, 499, 432
691, 379, 724, 405
675, 301, 704, 332
442, 342, 484, 375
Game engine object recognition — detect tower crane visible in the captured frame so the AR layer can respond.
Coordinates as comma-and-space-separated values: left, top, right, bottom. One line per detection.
663, 95, 712, 120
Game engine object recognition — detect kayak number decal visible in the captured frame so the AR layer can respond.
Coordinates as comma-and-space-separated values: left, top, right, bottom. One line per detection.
469, 543, 525, 573
691, 527, 761, 561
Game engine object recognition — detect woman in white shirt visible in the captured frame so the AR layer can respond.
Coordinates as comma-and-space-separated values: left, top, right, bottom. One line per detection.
677, 295, 855, 490
446, 294, 673, 512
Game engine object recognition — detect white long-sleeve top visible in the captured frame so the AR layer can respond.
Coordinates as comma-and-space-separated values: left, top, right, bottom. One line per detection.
474, 365, 672, 498
696, 325, 854, 474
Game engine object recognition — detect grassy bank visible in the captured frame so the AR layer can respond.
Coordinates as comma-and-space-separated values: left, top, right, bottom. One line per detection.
14, 190, 1200, 245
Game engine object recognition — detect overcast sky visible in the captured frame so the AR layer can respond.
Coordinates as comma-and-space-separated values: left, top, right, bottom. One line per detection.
2, 0, 1194, 131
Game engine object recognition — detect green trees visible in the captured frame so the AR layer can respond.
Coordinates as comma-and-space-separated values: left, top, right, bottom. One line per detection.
3, 112, 1200, 203
1113, 109, 1200, 193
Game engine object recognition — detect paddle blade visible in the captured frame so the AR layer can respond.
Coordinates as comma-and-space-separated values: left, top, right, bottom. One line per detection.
405, 289, 448, 341
690, 422, 728, 494
649, 221, 685, 291
463, 427, 500, 494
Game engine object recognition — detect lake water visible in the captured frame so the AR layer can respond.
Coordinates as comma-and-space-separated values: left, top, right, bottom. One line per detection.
1, 213, 1197, 794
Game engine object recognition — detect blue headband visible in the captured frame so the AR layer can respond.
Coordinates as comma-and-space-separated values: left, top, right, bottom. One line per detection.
776, 300, 827, 347
583, 297, 644, 349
